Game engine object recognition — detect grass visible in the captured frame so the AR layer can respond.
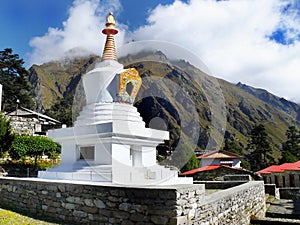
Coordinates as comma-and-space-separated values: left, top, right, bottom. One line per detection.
0, 208, 59, 225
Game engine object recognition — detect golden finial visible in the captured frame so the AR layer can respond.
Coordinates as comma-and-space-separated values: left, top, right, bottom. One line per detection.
106, 12, 115, 28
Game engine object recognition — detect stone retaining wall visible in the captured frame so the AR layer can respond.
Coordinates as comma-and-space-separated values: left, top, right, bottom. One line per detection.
0, 177, 265, 224
189, 181, 266, 224
264, 184, 280, 199
194, 180, 248, 189
279, 188, 300, 200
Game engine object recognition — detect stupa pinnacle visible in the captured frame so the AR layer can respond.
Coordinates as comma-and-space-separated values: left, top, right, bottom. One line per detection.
101, 12, 118, 61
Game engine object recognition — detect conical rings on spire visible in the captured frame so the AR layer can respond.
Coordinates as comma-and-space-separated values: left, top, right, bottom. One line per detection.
101, 12, 118, 61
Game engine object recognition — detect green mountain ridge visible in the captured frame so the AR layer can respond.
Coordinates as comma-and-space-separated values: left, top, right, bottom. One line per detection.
236, 82, 300, 120
27, 53, 300, 163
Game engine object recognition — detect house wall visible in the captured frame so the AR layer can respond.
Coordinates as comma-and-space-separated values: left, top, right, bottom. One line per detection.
0, 177, 265, 225
189, 167, 255, 181
262, 171, 300, 188
8, 115, 41, 135
200, 158, 241, 168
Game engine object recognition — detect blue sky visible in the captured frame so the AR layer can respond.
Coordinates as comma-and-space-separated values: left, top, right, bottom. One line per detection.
1, 0, 300, 102
0, 0, 178, 62
0, 0, 72, 60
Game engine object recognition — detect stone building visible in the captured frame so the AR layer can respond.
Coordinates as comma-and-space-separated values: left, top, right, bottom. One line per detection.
258, 160, 300, 187
179, 150, 258, 181
180, 164, 259, 181
5, 107, 61, 136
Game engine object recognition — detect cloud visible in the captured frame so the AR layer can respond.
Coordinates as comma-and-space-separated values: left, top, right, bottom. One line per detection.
29, 0, 125, 65
131, 0, 300, 102
28, 0, 300, 102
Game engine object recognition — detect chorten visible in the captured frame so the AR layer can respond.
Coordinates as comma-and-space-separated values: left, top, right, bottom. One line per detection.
38, 13, 192, 185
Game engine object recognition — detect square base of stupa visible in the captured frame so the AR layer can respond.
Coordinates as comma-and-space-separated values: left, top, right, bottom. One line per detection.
38, 104, 192, 185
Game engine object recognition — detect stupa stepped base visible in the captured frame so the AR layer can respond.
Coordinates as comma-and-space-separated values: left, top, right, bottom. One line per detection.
38, 169, 112, 182
113, 164, 193, 185
39, 163, 192, 185
74, 103, 145, 126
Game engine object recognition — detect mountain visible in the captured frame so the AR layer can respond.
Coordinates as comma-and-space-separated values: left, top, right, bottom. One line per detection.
27, 52, 300, 163
236, 82, 300, 121
28, 55, 100, 111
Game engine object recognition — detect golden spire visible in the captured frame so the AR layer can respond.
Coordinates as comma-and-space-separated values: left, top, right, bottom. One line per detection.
101, 12, 118, 61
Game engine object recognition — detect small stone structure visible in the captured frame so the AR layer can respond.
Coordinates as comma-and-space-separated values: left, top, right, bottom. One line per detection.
0, 177, 265, 224
264, 184, 280, 198
5, 107, 61, 136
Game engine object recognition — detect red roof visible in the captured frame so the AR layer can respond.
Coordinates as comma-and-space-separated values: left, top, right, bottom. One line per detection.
258, 160, 300, 175
197, 149, 242, 159
180, 165, 222, 175
180, 164, 246, 176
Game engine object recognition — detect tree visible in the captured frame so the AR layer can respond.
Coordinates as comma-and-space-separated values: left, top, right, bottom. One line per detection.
9, 135, 61, 168
281, 126, 300, 163
45, 94, 73, 126
181, 153, 199, 173
0, 112, 14, 157
248, 124, 274, 171
224, 138, 243, 155
0, 48, 34, 112
286, 126, 300, 152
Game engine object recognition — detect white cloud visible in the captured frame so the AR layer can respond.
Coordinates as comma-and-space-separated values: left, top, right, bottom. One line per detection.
29, 0, 125, 65
28, 0, 300, 102
131, 0, 300, 102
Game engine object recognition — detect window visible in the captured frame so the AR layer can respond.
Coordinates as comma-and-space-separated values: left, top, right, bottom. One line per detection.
79, 146, 95, 160
289, 174, 295, 187
220, 160, 233, 167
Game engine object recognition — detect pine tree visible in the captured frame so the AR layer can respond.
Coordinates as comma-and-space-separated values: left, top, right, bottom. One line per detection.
0, 48, 34, 112
248, 124, 274, 171
224, 138, 243, 155
281, 126, 300, 163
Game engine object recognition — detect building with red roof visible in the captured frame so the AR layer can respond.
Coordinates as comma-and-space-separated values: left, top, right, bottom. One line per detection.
180, 164, 258, 181
178, 150, 257, 181
258, 160, 300, 187
197, 149, 242, 168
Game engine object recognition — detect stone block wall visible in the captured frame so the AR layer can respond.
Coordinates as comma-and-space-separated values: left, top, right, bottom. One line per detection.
185, 181, 266, 224
279, 187, 300, 200
8, 116, 40, 135
187, 166, 259, 181
0, 177, 265, 225
223, 174, 251, 181
264, 184, 280, 199
194, 180, 248, 189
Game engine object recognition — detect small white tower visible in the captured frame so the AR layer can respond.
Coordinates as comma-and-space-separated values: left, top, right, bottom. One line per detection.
38, 13, 192, 185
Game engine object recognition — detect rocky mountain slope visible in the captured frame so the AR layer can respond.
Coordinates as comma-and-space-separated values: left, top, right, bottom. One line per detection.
236, 82, 300, 121
28, 53, 300, 162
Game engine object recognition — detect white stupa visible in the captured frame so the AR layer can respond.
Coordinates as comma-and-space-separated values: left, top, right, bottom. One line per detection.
38, 13, 192, 185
